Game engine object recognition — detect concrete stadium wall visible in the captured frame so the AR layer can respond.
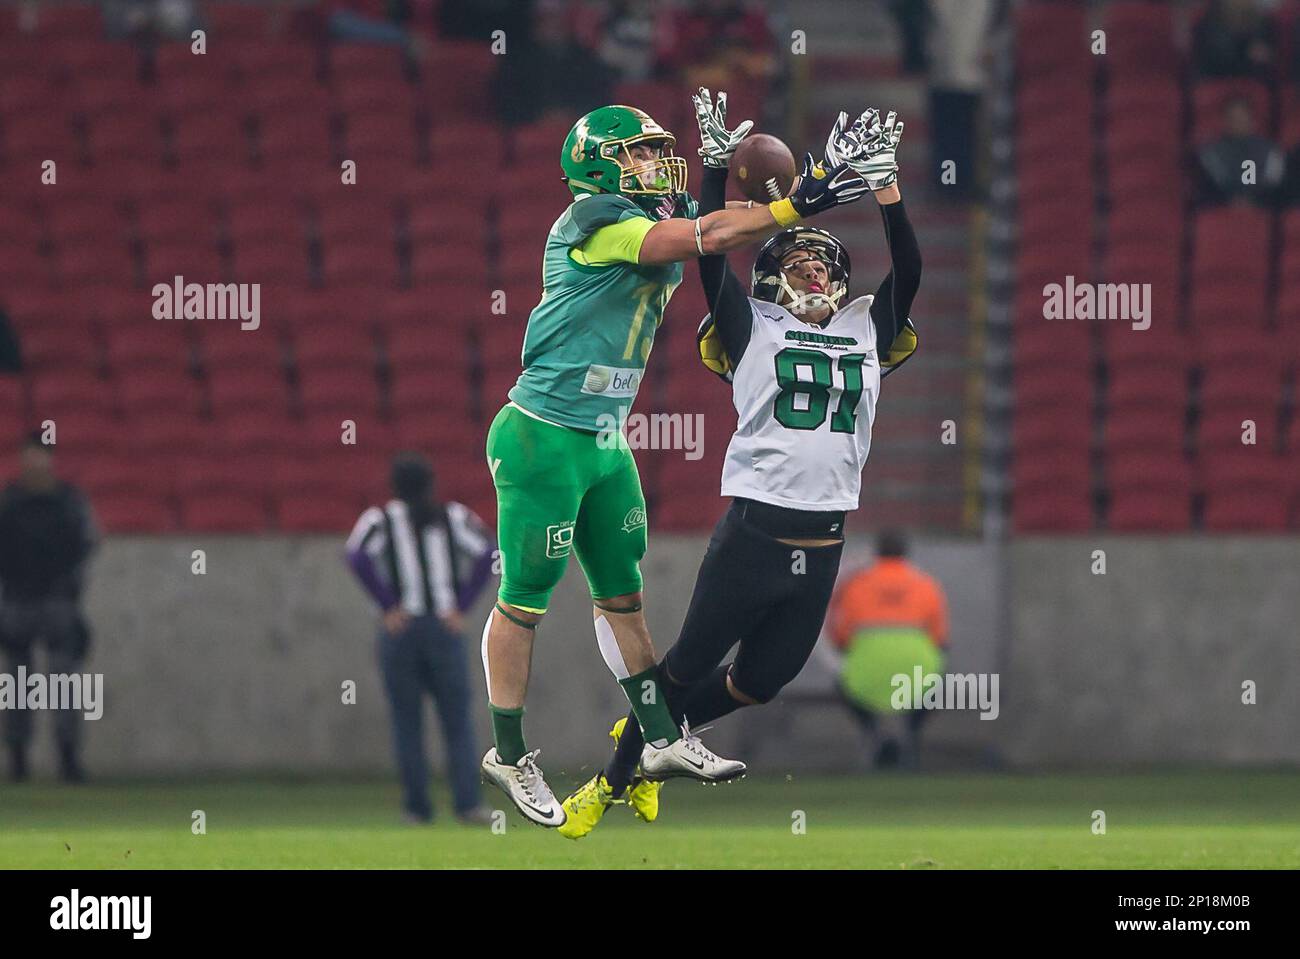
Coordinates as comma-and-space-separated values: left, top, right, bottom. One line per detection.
20, 533, 1000, 778
16, 534, 1296, 777
1001, 537, 1300, 767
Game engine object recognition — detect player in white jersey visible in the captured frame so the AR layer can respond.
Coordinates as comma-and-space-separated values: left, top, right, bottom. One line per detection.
557, 96, 922, 837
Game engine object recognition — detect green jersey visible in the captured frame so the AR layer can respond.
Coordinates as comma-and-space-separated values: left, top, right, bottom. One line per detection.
508, 192, 698, 432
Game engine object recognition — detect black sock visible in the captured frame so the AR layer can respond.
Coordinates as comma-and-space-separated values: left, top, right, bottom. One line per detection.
604, 708, 642, 798
678, 665, 749, 727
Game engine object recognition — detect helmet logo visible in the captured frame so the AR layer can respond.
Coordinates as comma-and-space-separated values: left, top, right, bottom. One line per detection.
571, 135, 587, 163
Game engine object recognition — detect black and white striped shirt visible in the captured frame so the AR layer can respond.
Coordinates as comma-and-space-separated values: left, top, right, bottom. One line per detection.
346, 500, 492, 616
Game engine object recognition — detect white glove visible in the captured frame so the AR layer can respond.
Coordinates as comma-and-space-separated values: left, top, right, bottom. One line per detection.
692, 87, 754, 169
825, 108, 904, 191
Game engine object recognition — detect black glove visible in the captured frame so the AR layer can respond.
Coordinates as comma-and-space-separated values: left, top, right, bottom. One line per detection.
787, 153, 870, 219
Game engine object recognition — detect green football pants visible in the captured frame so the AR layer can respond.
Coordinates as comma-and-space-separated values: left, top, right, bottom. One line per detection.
486, 403, 648, 613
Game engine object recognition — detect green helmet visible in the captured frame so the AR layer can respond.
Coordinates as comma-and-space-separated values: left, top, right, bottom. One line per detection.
561, 104, 688, 201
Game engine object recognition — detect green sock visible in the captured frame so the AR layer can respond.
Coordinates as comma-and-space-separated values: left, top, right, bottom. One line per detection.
618, 667, 680, 747
490, 705, 527, 765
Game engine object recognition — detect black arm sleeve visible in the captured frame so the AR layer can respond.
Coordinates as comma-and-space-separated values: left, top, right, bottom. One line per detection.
697, 167, 753, 367
869, 198, 922, 354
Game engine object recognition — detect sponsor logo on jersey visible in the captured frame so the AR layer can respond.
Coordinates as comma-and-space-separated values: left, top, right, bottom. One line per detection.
580, 364, 642, 397
621, 507, 647, 533
784, 329, 857, 346
545, 522, 575, 558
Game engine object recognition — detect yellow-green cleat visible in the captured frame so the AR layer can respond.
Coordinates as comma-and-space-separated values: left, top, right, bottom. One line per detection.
557, 774, 614, 840
610, 717, 662, 823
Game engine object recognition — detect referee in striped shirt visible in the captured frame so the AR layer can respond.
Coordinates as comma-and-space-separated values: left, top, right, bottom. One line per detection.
345, 452, 495, 824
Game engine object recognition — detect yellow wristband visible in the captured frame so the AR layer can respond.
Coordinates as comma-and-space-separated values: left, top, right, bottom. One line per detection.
768, 198, 802, 227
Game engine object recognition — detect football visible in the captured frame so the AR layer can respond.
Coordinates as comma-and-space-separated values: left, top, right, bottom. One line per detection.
732, 133, 797, 203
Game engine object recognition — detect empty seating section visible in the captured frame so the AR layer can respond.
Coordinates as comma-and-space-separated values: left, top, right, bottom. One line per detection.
1012, 0, 1300, 531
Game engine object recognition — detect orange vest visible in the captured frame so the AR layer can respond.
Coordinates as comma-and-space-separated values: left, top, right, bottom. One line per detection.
828, 558, 948, 650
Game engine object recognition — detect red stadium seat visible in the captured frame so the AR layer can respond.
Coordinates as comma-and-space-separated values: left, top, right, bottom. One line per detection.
1200, 455, 1289, 530
0, 372, 26, 413
115, 370, 202, 418
390, 369, 475, 420
231, 238, 311, 288
288, 323, 379, 374
227, 40, 320, 84
206, 3, 270, 38
1105, 450, 1193, 531
226, 197, 310, 245
92, 491, 177, 533
1103, 322, 1189, 373
1013, 487, 1095, 532
1103, 2, 1180, 78
420, 44, 495, 117
1015, 411, 1092, 459
274, 489, 364, 532
30, 371, 109, 419
409, 240, 491, 289
38, 411, 127, 457
49, 34, 136, 80
1, 113, 79, 162
384, 325, 472, 375
1108, 366, 1187, 407
1015, 2, 1091, 80
207, 367, 291, 416
210, 409, 303, 455
297, 367, 381, 417
175, 451, 273, 500
179, 491, 269, 531
67, 453, 171, 500
255, 106, 336, 163
1199, 405, 1279, 454
195, 326, 284, 375
1191, 206, 1271, 284
1199, 364, 1283, 409
172, 111, 252, 169
119, 410, 203, 456
1014, 365, 1094, 410
392, 409, 485, 457
319, 234, 401, 289
1103, 405, 1186, 456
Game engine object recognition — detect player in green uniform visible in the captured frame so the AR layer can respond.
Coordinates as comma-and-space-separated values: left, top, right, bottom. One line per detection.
480, 99, 871, 827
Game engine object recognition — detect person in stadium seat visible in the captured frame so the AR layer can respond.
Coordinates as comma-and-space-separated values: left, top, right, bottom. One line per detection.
827, 529, 948, 769
1192, 0, 1277, 79
344, 453, 495, 825
0, 431, 99, 783
1195, 94, 1287, 208
655, 0, 774, 90
491, 0, 616, 125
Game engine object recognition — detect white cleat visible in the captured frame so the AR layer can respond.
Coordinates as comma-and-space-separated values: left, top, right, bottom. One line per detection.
639, 722, 747, 783
480, 748, 566, 827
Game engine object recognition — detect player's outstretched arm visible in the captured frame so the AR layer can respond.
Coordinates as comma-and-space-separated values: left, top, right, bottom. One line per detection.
638, 157, 869, 265
640, 88, 869, 265
696, 165, 754, 367
870, 195, 922, 356
828, 106, 921, 364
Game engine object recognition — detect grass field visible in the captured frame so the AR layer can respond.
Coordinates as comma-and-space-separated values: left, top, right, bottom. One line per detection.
2, 771, 1298, 869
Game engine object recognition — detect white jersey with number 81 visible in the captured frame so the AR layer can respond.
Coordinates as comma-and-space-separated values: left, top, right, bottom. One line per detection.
720, 294, 881, 512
